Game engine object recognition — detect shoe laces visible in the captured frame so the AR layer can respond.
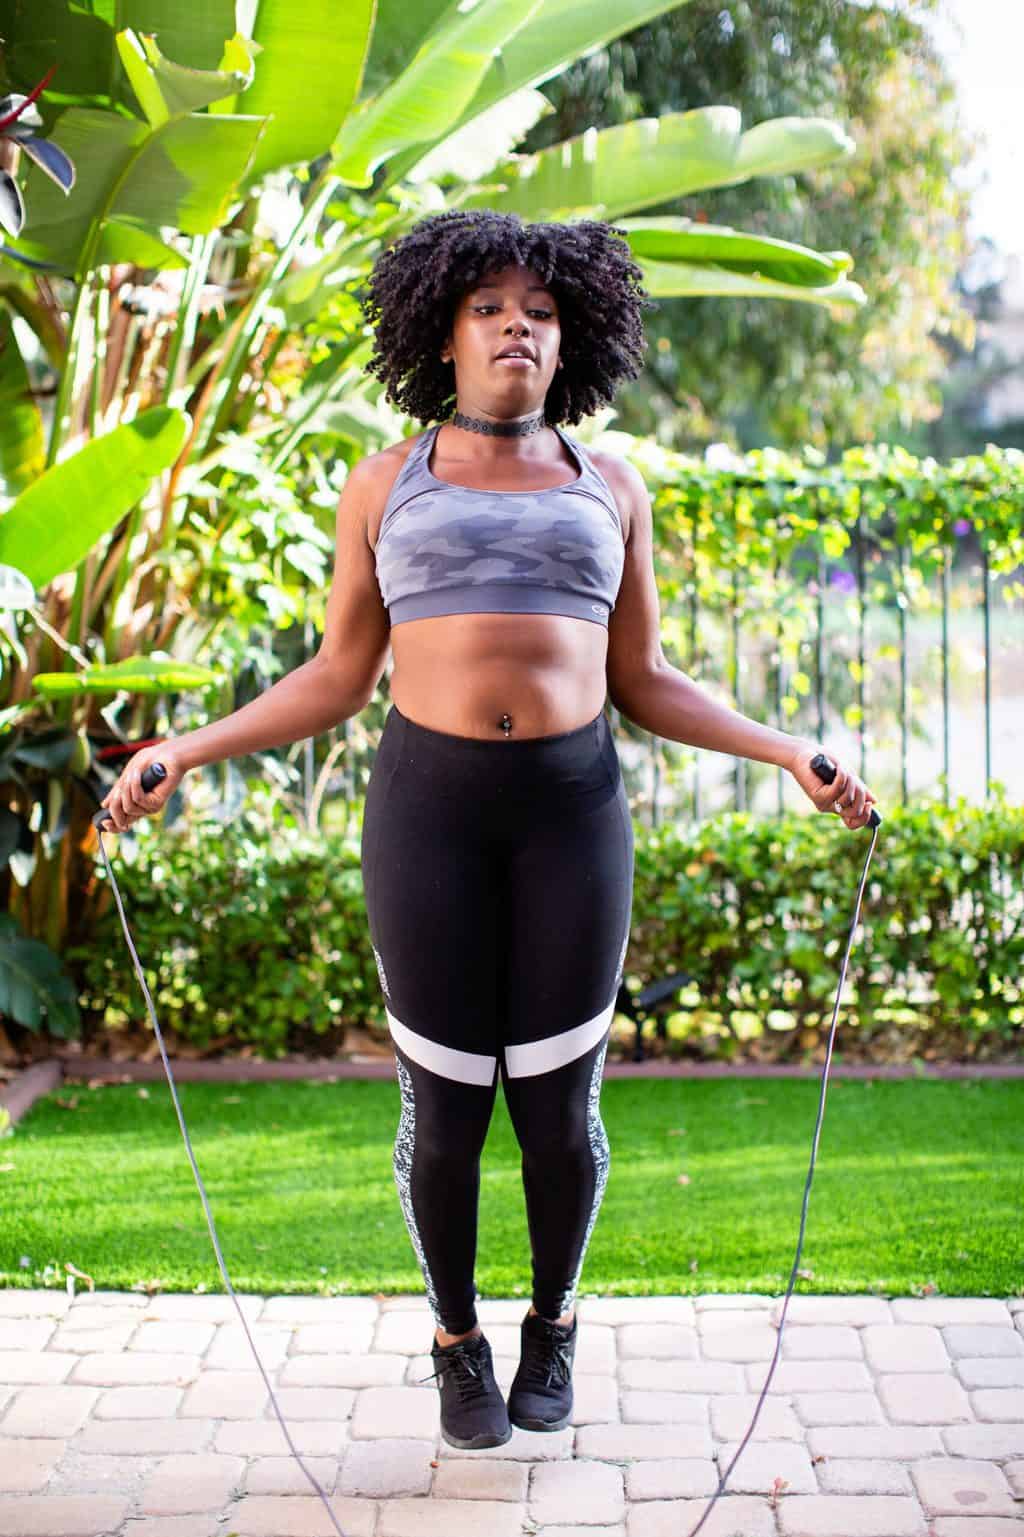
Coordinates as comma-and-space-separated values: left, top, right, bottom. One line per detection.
521, 1321, 574, 1389
420, 1339, 493, 1404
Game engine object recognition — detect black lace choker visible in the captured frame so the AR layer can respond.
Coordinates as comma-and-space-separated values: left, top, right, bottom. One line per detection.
450, 409, 546, 437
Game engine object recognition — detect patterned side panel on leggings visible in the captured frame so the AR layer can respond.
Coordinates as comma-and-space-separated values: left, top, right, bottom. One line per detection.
392, 1054, 442, 1324
553, 1035, 611, 1318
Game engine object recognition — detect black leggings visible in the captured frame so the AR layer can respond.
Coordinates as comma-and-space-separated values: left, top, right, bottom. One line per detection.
360, 701, 634, 1335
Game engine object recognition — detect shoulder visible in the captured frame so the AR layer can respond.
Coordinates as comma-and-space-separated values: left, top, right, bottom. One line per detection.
584, 445, 648, 543
353, 428, 432, 547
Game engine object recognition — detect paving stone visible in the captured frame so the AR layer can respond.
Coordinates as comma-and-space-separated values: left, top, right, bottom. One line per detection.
350, 1385, 438, 1439
530, 1459, 625, 1524
242, 1453, 339, 1495
619, 1360, 743, 1393
139, 1451, 245, 1513
941, 1423, 1024, 1458
69, 1292, 148, 1310
128, 1322, 217, 1356
930, 1522, 1024, 1536
957, 1356, 1024, 1388
122, 1519, 221, 1537
136, 1293, 264, 1322
204, 1322, 293, 1371
708, 1394, 803, 1440
430, 1457, 528, 1499
617, 1326, 698, 1360
621, 1390, 708, 1426
0, 1290, 71, 1318
0, 1319, 55, 1350
91, 1386, 183, 1419
943, 1325, 1024, 1359
179, 1370, 268, 1418
1004, 1457, 1024, 1496
577, 1425, 710, 1461
437, 1425, 574, 1460
742, 1360, 872, 1393
891, 1300, 1011, 1326
1, 1384, 99, 1436
538, 1528, 625, 1537
374, 1312, 440, 1354
775, 1494, 928, 1534
696, 1295, 774, 1312
214, 1419, 348, 1457
261, 1295, 379, 1324
261, 1385, 356, 1421
45, 1450, 147, 1496
624, 1458, 718, 1499
0, 1435, 66, 1491
68, 1352, 201, 1387
579, 1298, 696, 1325
626, 1494, 775, 1535
971, 1388, 1024, 1421
909, 1456, 1017, 1517
862, 1324, 950, 1371
569, 1373, 619, 1424
815, 1458, 913, 1494
48, 1322, 138, 1353
779, 1326, 862, 1360
279, 1352, 407, 1388
807, 1425, 944, 1459
292, 1323, 376, 1354
877, 1372, 972, 1424
476, 1299, 537, 1323
792, 1391, 884, 1426
698, 1310, 778, 1336
338, 1437, 434, 1496
378, 1295, 432, 1312
226, 1492, 376, 1535
769, 1296, 892, 1327
377, 1496, 527, 1535
0, 1494, 129, 1534
712, 1438, 818, 1495
78, 1419, 213, 1455
0, 1351, 77, 1383
701, 1328, 779, 1363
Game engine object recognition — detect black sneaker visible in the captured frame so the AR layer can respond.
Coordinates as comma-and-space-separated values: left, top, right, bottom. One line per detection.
507, 1309, 577, 1431
421, 1330, 512, 1449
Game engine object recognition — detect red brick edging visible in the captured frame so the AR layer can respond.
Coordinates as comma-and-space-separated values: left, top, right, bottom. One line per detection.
2, 1053, 1021, 1126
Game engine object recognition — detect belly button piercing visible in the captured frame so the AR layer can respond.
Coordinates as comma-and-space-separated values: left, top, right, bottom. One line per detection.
498, 713, 512, 736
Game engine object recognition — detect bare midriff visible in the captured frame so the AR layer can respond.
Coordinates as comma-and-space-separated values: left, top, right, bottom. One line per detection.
388, 612, 610, 740
367, 430, 626, 741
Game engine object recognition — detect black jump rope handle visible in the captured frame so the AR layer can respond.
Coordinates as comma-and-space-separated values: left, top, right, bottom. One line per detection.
92, 761, 168, 830
810, 751, 882, 828
92, 756, 881, 832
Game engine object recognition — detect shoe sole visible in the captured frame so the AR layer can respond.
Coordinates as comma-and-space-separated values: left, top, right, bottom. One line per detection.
440, 1421, 513, 1450
508, 1409, 572, 1432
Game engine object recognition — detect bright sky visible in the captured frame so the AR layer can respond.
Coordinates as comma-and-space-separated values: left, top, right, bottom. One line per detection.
920, 0, 1024, 259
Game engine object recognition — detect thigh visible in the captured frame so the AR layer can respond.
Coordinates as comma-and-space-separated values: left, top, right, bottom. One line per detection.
501, 744, 634, 1082
361, 724, 502, 1087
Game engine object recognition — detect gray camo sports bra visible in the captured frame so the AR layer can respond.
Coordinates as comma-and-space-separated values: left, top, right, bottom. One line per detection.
373, 421, 625, 628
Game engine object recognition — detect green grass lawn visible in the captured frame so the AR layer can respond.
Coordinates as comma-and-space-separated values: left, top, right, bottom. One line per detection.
2, 1077, 1021, 1299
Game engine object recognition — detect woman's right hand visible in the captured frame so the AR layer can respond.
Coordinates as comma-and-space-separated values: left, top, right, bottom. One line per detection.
97, 742, 187, 832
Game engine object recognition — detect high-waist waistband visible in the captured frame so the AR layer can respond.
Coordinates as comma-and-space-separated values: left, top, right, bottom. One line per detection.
388, 701, 604, 751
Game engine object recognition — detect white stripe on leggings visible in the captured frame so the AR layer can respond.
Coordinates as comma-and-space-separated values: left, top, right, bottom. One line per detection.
504, 996, 616, 1079
386, 1010, 497, 1086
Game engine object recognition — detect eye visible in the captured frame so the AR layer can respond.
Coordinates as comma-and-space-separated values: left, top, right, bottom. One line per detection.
473, 305, 554, 318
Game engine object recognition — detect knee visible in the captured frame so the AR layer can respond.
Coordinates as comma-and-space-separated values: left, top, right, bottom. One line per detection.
521, 1109, 603, 1170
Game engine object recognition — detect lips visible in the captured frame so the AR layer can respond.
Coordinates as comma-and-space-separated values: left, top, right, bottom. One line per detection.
494, 346, 535, 362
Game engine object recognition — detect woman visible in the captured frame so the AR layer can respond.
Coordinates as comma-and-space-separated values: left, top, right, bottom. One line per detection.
100, 209, 876, 1453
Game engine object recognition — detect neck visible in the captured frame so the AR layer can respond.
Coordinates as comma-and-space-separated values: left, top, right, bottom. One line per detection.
450, 408, 546, 438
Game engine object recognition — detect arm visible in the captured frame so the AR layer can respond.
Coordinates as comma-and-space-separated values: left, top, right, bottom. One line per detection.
100, 458, 392, 830
176, 456, 391, 772
604, 456, 876, 828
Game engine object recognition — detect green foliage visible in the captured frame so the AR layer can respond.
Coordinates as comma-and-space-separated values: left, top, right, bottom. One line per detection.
62, 792, 1022, 1061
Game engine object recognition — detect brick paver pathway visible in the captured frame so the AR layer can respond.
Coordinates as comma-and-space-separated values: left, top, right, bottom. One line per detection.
1, 1289, 1022, 1536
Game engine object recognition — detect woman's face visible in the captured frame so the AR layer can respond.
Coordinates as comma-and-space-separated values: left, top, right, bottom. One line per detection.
441, 263, 561, 415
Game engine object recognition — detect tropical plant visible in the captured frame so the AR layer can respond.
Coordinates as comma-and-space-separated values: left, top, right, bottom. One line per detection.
0, 0, 866, 1044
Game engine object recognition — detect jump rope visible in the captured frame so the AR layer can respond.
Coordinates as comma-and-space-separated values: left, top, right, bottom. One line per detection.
92, 749, 881, 1537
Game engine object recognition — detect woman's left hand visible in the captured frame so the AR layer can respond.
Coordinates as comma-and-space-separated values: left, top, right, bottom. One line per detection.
784, 739, 877, 831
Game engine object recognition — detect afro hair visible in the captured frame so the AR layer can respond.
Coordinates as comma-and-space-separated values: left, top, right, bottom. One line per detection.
356, 208, 657, 427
